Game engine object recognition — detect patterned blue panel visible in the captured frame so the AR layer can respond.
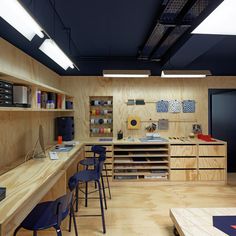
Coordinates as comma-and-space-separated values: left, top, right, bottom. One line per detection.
169, 100, 181, 113
156, 100, 169, 112
182, 100, 195, 113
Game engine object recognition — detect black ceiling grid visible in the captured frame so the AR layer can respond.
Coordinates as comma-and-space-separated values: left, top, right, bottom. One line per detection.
138, 0, 223, 65
160, 0, 224, 67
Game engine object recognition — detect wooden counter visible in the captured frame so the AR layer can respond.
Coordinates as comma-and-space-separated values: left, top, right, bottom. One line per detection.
0, 144, 84, 236
81, 137, 227, 182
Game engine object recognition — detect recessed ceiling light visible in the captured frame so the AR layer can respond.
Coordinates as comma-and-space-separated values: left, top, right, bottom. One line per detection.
103, 70, 151, 78
0, 0, 44, 41
161, 70, 211, 78
192, 0, 236, 35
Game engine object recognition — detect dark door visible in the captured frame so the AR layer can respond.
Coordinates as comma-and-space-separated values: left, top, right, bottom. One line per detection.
209, 89, 236, 172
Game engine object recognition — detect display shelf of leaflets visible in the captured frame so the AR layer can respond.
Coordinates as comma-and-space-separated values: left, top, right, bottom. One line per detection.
89, 96, 113, 137
0, 74, 74, 112
113, 143, 169, 181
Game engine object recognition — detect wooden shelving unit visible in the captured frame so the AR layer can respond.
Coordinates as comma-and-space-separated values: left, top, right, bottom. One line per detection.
0, 73, 74, 112
89, 96, 113, 137
113, 144, 169, 181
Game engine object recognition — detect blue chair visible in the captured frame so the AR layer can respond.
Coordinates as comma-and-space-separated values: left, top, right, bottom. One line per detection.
70, 153, 106, 234
13, 180, 78, 236
78, 145, 111, 208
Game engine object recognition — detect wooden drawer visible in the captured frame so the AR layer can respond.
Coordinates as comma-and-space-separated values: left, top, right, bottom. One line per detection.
198, 170, 225, 181
102, 170, 113, 176
170, 158, 197, 169
170, 145, 197, 157
170, 170, 197, 181
84, 145, 113, 151
85, 151, 113, 158
199, 158, 225, 169
198, 145, 225, 156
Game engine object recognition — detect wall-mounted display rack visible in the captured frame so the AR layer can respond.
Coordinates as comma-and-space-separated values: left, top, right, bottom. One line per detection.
89, 96, 113, 137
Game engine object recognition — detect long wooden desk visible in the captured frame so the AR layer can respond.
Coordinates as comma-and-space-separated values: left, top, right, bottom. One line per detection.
0, 144, 84, 236
170, 208, 236, 236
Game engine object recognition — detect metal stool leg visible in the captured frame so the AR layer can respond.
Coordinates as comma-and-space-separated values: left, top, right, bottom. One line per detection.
105, 163, 111, 199
71, 203, 78, 236
85, 181, 88, 207
75, 184, 79, 212
101, 175, 107, 210
54, 226, 62, 236
13, 226, 21, 236
97, 180, 106, 234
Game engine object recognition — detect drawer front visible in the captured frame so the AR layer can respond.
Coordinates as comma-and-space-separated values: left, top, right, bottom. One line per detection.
84, 145, 113, 151
85, 151, 113, 158
102, 170, 113, 176
170, 145, 197, 156
198, 170, 225, 181
199, 158, 225, 169
170, 158, 197, 169
199, 145, 226, 156
170, 170, 197, 181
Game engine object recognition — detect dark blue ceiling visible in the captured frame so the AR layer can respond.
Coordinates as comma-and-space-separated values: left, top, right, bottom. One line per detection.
0, 0, 236, 76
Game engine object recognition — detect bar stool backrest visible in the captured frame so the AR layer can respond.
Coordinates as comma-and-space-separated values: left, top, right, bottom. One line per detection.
91, 145, 106, 157
95, 153, 106, 177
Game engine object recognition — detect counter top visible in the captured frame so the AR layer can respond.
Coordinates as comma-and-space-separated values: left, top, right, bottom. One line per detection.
80, 137, 226, 145
0, 143, 83, 235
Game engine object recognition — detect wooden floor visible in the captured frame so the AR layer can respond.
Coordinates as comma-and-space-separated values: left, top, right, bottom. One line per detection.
18, 174, 236, 236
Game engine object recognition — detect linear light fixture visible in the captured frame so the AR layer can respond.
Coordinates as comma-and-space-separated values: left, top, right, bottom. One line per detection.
103, 70, 151, 78
39, 39, 74, 70
161, 70, 211, 78
0, 0, 44, 41
192, 0, 236, 35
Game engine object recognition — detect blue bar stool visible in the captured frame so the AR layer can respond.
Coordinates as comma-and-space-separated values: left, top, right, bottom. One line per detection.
78, 145, 111, 208
13, 180, 78, 236
70, 153, 106, 234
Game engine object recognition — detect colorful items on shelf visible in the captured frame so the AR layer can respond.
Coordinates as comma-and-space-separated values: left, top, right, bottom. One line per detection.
89, 96, 113, 137
37, 90, 65, 109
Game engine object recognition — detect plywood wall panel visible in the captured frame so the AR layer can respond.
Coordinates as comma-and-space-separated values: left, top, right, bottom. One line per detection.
61, 76, 236, 140
0, 38, 60, 88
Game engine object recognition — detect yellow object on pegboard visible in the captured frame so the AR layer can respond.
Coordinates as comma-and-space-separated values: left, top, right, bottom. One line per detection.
127, 116, 141, 130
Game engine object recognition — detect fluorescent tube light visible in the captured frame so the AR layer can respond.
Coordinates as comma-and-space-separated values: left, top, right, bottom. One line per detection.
161, 70, 211, 78
192, 0, 236, 35
39, 39, 74, 70
0, 0, 44, 41
103, 70, 151, 78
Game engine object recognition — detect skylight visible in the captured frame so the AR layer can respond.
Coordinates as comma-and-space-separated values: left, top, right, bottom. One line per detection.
192, 0, 236, 35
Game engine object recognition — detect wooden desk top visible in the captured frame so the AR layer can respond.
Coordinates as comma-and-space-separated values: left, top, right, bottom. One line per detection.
0, 143, 83, 236
170, 208, 236, 236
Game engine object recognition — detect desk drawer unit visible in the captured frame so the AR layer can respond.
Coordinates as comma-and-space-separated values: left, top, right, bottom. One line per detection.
198, 144, 226, 182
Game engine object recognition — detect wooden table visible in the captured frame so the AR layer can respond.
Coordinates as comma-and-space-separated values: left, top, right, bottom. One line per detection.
0, 144, 84, 236
170, 208, 236, 236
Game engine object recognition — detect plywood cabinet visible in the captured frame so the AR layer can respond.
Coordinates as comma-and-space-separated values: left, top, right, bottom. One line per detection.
170, 142, 227, 182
